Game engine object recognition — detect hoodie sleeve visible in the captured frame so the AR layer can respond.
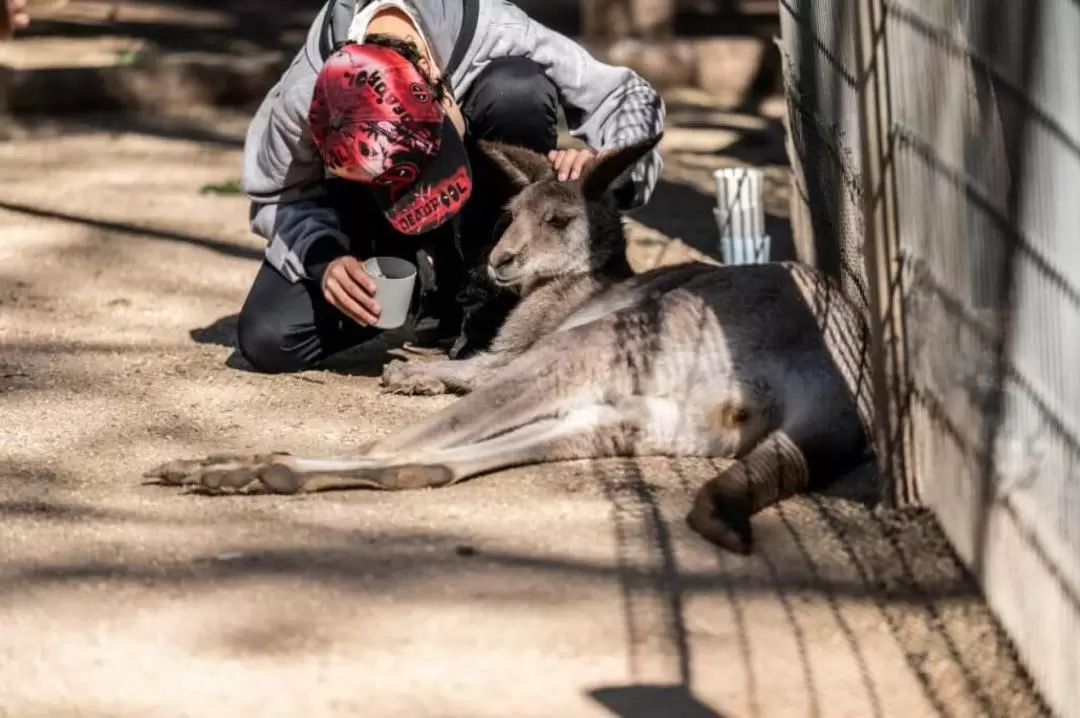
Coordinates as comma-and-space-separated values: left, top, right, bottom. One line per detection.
241, 4, 351, 284
471, 0, 666, 209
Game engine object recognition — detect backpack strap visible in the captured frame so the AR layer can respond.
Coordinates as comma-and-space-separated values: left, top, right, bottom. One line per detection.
319, 0, 363, 59
443, 0, 478, 79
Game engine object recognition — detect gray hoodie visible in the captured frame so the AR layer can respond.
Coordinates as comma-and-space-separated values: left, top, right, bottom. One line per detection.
241, 0, 666, 284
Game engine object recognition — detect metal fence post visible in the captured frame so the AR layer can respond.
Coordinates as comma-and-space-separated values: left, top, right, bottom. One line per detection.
853, 0, 917, 508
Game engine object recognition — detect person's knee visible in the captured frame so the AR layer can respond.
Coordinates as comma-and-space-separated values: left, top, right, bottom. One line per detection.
236, 306, 308, 374
466, 57, 558, 152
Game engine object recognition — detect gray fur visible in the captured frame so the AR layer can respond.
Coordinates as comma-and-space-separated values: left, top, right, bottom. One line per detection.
147, 137, 877, 555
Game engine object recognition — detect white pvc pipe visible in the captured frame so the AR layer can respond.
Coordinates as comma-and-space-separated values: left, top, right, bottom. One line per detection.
713, 167, 771, 265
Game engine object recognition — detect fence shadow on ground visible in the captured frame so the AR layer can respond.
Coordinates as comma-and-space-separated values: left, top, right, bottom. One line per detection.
0, 457, 1036, 716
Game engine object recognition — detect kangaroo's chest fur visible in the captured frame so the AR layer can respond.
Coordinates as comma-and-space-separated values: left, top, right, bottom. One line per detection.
489, 267, 634, 355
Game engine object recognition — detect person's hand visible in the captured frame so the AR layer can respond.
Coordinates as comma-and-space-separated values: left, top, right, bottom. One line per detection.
321, 256, 382, 326
547, 147, 621, 182
1, 0, 29, 41
547, 147, 598, 182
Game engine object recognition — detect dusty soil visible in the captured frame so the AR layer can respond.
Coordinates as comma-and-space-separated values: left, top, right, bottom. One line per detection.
0, 102, 1050, 717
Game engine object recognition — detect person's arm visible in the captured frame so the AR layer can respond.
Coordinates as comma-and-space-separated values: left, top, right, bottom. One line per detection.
242, 4, 352, 285
479, 0, 666, 209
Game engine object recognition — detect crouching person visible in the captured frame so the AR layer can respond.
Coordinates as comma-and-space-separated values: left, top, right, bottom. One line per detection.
236, 0, 666, 374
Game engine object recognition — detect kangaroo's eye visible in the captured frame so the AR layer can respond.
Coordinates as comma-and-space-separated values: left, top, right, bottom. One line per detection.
547, 215, 572, 229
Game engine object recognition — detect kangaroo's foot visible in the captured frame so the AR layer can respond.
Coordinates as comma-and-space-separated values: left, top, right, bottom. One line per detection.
144, 398, 640, 497
143, 452, 455, 495
144, 452, 306, 494
380, 359, 448, 396
686, 430, 810, 555
686, 463, 756, 555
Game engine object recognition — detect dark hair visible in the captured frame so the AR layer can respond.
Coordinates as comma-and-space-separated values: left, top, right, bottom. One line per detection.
364, 33, 450, 105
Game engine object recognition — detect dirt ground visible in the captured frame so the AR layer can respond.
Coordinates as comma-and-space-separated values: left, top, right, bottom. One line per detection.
0, 95, 1051, 718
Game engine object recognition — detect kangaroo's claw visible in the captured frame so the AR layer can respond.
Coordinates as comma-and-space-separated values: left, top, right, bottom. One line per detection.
380, 359, 448, 396
143, 452, 303, 494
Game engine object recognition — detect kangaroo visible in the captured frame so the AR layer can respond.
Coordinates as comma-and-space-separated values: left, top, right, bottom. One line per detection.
146, 136, 877, 555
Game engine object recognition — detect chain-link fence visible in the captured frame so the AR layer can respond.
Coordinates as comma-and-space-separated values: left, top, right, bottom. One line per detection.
778, 0, 1080, 715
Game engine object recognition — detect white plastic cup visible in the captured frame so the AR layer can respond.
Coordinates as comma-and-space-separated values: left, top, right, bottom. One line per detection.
362, 256, 417, 330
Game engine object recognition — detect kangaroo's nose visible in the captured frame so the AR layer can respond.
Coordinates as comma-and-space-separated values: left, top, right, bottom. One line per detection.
489, 248, 516, 273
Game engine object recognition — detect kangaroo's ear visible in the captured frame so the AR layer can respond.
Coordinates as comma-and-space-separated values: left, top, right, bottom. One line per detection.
581, 133, 663, 201
478, 140, 555, 189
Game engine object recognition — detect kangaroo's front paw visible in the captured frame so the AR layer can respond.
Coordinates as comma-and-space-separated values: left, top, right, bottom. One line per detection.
380, 359, 447, 396
143, 452, 304, 494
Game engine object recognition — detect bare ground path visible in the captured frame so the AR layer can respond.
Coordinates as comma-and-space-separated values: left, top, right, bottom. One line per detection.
0, 100, 1049, 717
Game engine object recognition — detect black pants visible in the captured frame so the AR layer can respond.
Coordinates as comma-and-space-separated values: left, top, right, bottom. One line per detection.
236, 57, 559, 374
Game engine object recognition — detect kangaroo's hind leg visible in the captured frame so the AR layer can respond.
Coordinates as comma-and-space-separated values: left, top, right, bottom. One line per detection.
148, 329, 632, 494
686, 430, 810, 555
147, 397, 679, 495
316, 400, 642, 491
687, 395, 870, 555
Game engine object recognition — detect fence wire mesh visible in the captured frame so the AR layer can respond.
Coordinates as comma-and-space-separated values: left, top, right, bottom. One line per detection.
778, 0, 1080, 715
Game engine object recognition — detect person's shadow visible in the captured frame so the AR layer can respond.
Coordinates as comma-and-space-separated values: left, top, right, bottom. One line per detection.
188, 313, 447, 376
188, 314, 254, 371
189, 314, 241, 349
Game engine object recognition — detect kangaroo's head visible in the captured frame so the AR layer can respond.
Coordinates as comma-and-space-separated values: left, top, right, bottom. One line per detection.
477, 134, 662, 294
